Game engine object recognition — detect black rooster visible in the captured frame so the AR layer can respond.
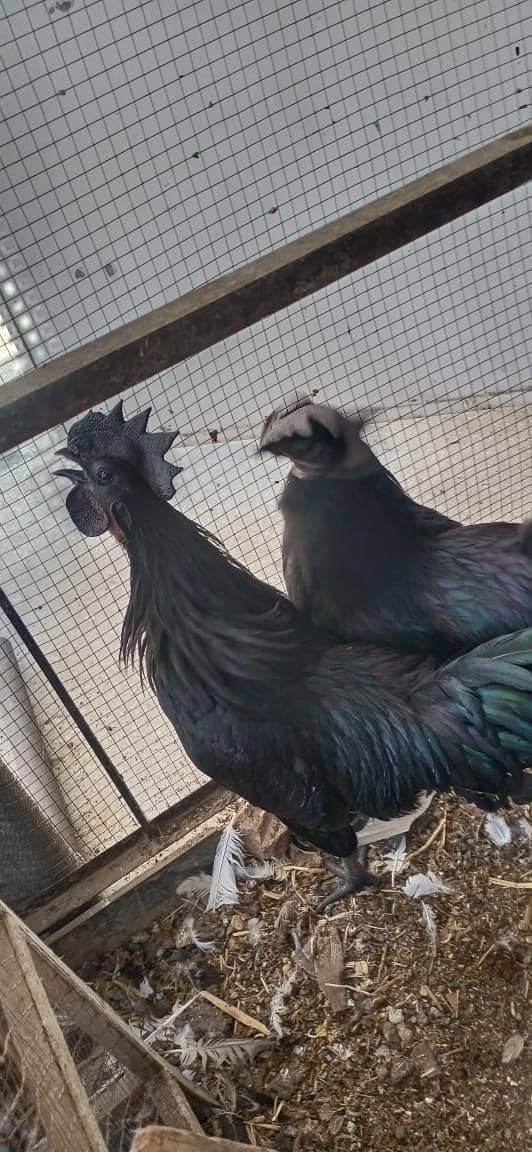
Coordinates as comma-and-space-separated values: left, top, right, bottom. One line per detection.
260, 401, 532, 658
55, 404, 532, 909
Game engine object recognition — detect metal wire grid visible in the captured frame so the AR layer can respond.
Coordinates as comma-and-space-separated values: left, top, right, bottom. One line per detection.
0, 426, 206, 850
0, 0, 531, 859
0, 618, 137, 858
0, 973, 156, 1151
0, 0, 529, 367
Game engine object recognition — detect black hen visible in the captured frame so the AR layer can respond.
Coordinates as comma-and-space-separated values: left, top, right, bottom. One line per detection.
260, 401, 532, 659
55, 405, 532, 909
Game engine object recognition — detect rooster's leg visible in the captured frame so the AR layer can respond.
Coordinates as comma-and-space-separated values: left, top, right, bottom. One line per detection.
284, 820, 379, 910
317, 851, 382, 912
324, 845, 368, 878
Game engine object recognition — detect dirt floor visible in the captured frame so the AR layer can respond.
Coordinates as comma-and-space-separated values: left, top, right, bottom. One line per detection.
88, 797, 531, 1151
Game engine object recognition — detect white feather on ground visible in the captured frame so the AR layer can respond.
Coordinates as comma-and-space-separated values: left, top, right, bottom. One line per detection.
404, 871, 455, 899
291, 930, 316, 976
172, 1023, 270, 1070
176, 872, 212, 902
145, 996, 197, 1044
236, 860, 279, 881
270, 970, 297, 1038
421, 901, 438, 953
138, 976, 154, 999
516, 816, 532, 841
381, 835, 407, 885
483, 814, 512, 847
247, 917, 263, 946
206, 824, 246, 911
174, 916, 216, 953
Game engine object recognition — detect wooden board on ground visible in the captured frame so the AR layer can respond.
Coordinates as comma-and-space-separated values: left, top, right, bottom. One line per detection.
131, 1126, 275, 1151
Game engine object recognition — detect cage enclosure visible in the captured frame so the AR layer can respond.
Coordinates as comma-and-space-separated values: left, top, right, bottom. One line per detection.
0, 1, 531, 1149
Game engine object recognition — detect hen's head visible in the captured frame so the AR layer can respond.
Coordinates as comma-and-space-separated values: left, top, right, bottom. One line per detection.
259, 399, 368, 477
54, 401, 182, 540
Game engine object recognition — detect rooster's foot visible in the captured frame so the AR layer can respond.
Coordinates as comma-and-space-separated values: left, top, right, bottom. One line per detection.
317, 852, 381, 912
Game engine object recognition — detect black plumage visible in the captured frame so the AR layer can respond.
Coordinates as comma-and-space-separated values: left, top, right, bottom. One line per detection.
260, 402, 532, 658
56, 424, 532, 909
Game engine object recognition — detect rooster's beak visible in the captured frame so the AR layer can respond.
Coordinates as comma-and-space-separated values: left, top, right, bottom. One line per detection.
53, 467, 86, 483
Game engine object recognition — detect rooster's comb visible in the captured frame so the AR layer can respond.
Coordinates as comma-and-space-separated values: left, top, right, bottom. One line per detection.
66, 401, 182, 500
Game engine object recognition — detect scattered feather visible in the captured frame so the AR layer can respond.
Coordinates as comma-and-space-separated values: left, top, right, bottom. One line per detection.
501, 1033, 525, 1064
291, 930, 315, 976
145, 997, 196, 1044
357, 791, 434, 846
247, 917, 263, 946
236, 860, 278, 881
207, 824, 245, 911
176, 872, 212, 902
404, 871, 455, 899
421, 901, 438, 953
329, 1042, 354, 1060
175, 916, 216, 953
381, 835, 407, 885
172, 1023, 270, 1070
138, 976, 154, 999
269, 971, 297, 1038
484, 814, 512, 847
516, 816, 532, 841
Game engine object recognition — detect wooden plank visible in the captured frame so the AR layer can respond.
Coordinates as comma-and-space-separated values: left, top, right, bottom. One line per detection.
131, 1126, 274, 1151
1, 123, 531, 453
91, 1068, 140, 1122
76, 1049, 110, 1096
151, 1070, 205, 1131
0, 910, 107, 1152
26, 783, 229, 936
47, 826, 222, 968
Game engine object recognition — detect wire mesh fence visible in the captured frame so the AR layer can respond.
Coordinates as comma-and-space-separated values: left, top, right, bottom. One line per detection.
0, 1000, 160, 1151
0, 1, 531, 872
1, 0, 529, 367
0, 904, 202, 1152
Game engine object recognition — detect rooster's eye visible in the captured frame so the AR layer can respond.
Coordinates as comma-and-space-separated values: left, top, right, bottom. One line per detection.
96, 467, 113, 485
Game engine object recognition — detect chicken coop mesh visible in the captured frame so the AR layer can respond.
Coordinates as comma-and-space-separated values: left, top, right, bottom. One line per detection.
0, 951, 161, 1151
1, 0, 531, 872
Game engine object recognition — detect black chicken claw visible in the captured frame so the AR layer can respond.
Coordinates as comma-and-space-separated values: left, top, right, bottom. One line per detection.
317, 853, 383, 912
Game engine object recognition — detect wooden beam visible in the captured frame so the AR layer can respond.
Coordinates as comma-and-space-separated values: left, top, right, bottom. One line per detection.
50, 826, 221, 969
150, 1070, 205, 1131
0, 911, 107, 1152
131, 1127, 274, 1151
1, 123, 531, 453
26, 783, 230, 937
91, 1068, 141, 1122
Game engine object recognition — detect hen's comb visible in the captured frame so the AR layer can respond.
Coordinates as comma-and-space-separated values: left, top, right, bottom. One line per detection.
66, 401, 182, 500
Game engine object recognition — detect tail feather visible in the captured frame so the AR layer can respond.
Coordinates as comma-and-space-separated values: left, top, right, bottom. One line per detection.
428, 626, 532, 807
